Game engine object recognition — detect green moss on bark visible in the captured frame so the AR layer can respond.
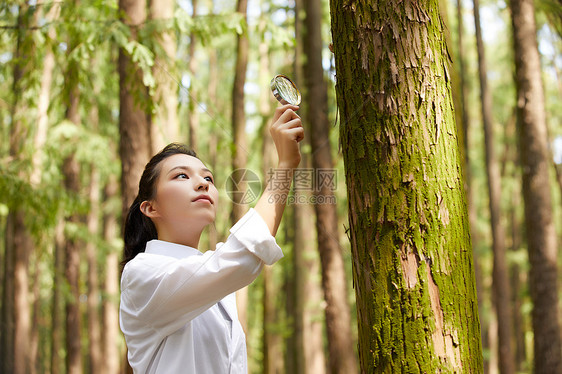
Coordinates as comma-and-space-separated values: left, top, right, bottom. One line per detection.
329, 0, 483, 372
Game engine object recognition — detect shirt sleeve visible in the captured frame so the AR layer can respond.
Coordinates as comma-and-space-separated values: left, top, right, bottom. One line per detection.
120, 208, 283, 337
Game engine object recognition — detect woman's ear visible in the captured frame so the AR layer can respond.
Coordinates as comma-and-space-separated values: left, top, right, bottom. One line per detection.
140, 200, 159, 218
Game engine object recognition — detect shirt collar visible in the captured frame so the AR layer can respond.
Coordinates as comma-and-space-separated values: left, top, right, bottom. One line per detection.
145, 239, 202, 259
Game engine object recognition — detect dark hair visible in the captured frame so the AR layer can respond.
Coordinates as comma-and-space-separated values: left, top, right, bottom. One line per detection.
121, 143, 198, 269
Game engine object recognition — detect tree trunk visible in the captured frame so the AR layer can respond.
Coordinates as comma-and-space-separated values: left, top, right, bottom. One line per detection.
32, 2, 58, 186
187, 0, 199, 151
231, 0, 249, 332
4, 4, 36, 373
63, 21, 83, 373
509, 0, 562, 372
258, 11, 284, 373
51, 219, 65, 374
304, 1, 358, 373
286, 2, 307, 373
102, 174, 121, 374
206, 25, 218, 251
119, 0, 152, 220
453, 0, 489, 369
149, 0, 178, 152
119, 3, 151, 371
329, 1, 483, 372
63, 155, 83, 374
472, 0, 515, 372
86, 166, 102, 373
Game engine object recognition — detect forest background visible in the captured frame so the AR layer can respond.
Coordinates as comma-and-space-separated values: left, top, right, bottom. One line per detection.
0, 0, 561, 373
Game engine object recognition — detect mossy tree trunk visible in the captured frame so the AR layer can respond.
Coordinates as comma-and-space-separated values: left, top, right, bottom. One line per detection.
329, 1, 483, 372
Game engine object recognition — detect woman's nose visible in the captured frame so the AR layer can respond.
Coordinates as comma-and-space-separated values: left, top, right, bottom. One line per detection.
196, 177, 209, 190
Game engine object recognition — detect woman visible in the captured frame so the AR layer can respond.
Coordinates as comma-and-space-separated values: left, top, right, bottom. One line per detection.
119, 104, 304, 373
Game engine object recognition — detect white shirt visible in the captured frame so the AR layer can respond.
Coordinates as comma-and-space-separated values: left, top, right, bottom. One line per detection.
120, 208, 284, 373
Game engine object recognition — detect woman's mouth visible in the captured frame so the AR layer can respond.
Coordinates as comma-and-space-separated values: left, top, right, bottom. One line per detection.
193, 195, 213, 204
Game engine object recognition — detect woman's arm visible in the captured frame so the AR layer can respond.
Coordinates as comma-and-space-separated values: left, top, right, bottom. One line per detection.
254, 104, 304, 236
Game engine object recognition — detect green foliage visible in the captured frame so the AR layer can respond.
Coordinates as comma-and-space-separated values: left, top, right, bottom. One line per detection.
0, 160, 62, 233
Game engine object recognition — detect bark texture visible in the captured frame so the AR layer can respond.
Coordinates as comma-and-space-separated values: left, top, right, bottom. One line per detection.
119, 0, 152, 219
150, 0, 178, 152
3, 5, 35, 373
102, 174, 121, 374
473, 0, 515, 372
329, 1, 482, 372
303, 1, 358, 373
509, 0, 562, 372
187, 0, 199, 151
86, 167, 102, 374
231, 0, 250, 331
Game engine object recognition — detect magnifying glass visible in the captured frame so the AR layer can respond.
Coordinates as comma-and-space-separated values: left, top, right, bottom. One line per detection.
270, 74, 301, 106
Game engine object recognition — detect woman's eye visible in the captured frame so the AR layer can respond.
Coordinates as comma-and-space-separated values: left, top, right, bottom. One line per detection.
176, 173, 188, 179
205, 176, 214, 183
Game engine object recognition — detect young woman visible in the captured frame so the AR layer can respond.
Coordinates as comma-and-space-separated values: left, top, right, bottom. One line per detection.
119, 104, 304, 373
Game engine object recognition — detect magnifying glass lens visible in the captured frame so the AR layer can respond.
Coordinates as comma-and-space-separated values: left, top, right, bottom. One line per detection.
270, 75, 301, 106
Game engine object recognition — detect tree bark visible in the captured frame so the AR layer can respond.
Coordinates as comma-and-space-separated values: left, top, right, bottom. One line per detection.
149, 0, 178, 152
119, 0, 152, 220
86, 166, 102, 373
304, 1, 358, 373
231, 0, 249, 332
453, 0, 489, 369
102, 174, 121, 374
63, 17, 83, 372
4, 4, 36, 373
508, 0, 562, 372
63, 155, 83, 374
286, 2, 307, 373
472, 0, 515, 372
258, 11, 284, 373
206, 16, 219, 251
51, 219, 65, 374
187, 0, 199, 151
329, 1, 483, 372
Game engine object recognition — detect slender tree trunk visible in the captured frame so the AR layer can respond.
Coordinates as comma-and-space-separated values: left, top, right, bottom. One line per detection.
304, 1, 358, 373
119, 0, 152, 220
51, 219, 65, 374
32, 2, 58, 186
508, 0, 562, 372
207, 25, 218, 250
63, 20, 83, 373
473, 1, 515, 372
63, 155, 83, 374
119, 3, 151, 371
4, 4, 35, 373
188, 0, 199, 151
453, 1, 490, 369
286, 2, 307, 373
1, 214, 15, 374
231, 0, 249, 332
29, 253, 40, 374
102, 174, 121, 374
258, 11, 284, 373
510, 197, 527, 372
149, 0, 178, 152
329, 1, 483, 372
86, 166, 102, 373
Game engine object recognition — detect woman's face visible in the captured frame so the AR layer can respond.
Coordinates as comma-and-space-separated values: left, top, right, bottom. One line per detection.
148, 154, 219, 235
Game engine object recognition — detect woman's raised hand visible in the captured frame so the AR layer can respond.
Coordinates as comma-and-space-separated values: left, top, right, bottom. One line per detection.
269, 104, 304, 169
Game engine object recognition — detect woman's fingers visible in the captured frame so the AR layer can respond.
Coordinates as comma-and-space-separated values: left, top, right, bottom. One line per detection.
284, 126, 305, 143
272, 104, 299, 123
